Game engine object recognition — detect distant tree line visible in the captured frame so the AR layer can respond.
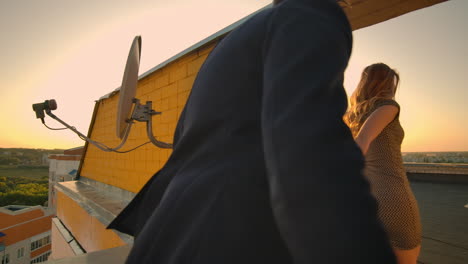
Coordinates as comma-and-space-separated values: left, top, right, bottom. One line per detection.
0, 148, 63, 166
0, 176, 48, 207
0, 148, 59, 206
403, 152, 468, 164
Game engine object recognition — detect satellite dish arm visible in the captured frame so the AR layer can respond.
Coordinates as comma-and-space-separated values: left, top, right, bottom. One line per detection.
45, 110, 89, 141
45, 109, 134, 152
147, 112, 173, 149
130, 99, 173, 149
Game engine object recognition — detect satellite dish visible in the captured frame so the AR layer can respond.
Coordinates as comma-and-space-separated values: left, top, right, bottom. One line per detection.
33, 35, 173, 151
116, 36, 141, 139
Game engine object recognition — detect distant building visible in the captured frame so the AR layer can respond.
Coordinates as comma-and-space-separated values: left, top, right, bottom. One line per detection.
47, 147, 83, 214
0, 205, 53, 264
41, 155, 50, 166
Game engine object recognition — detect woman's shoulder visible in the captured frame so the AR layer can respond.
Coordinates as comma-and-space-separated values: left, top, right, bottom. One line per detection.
362, 99, 400, 121
360, 99, 400, 124
374, 99, 400, 111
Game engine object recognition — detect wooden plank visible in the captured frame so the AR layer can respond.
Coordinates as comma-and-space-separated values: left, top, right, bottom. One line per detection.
340, 0, 450, 30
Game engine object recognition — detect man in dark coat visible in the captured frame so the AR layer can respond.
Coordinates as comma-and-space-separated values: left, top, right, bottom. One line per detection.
108, 0, 396, 263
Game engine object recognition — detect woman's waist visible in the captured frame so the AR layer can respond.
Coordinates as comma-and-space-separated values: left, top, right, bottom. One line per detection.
363, 162, 408, 183
365, 150, 404, 165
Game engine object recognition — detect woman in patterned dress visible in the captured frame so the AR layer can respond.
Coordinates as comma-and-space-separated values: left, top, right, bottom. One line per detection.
344, 63, 422, 264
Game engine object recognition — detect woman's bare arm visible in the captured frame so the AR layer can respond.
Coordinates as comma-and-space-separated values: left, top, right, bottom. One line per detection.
355, 105, 399, 155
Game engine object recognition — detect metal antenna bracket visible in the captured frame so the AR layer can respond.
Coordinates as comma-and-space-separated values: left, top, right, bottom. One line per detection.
131, 99, 173, 149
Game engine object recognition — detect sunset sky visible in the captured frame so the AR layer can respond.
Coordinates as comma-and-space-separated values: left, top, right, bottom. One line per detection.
0, 0, 466, 152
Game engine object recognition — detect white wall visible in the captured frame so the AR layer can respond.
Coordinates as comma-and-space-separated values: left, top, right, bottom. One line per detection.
2, 238, 31, 264
48, 159, 80, 213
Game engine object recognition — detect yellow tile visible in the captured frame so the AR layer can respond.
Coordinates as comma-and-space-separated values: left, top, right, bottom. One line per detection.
168, 122, 177, 134
135, 160, 146, 172
169, 64, 188, 83
160, 98, 169, 111
177, 75, 196, 93
161, 109, 178, 124
152, 150, 160, 163
154, 123, 169, 137
169, 95, 178, 109
198, 42, 216, 56
174, 52, 198, 66
188, 53, 209, 75
148, 89, 162, 101
155, 74, 169, 89
178, 91, 191, 107
161, 83, 177, 99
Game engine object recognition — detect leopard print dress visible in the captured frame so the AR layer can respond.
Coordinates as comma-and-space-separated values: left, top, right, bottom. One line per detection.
362, 99, 422, 249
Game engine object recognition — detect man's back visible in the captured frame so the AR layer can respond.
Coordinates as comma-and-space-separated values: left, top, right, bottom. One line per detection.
110, 1, 396, 263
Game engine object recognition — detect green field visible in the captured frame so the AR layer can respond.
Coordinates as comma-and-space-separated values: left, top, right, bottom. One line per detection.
0, 165, 49, 207
0, 165, 49, 180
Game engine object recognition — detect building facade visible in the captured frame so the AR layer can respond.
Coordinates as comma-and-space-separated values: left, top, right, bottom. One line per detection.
47, 147, 83, 213
0, 205, 53, 264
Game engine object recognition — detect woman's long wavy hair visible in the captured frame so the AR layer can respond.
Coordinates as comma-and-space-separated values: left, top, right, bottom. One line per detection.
344, 63, 400, 137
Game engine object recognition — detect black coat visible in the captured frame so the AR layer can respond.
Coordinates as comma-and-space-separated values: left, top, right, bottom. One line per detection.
108, 0, 396, 263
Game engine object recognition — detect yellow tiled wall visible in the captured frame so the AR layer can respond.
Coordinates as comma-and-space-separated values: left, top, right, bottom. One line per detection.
56, 191, 126, 252
81, 42, 217, 193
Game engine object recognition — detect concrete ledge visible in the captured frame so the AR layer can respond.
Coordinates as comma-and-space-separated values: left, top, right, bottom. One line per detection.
408, 173, 468, 185
46, 245, 131, 264
79, 177, 136, 203
52, 218, 85, 256
405, 163, 468, 184
405, 163, 468, 175
54, 181, 133, 244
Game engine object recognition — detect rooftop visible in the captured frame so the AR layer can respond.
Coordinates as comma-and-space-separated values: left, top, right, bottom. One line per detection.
0, 205, 45, 216
46, 178, 468, 264
3, 205, 32, 212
